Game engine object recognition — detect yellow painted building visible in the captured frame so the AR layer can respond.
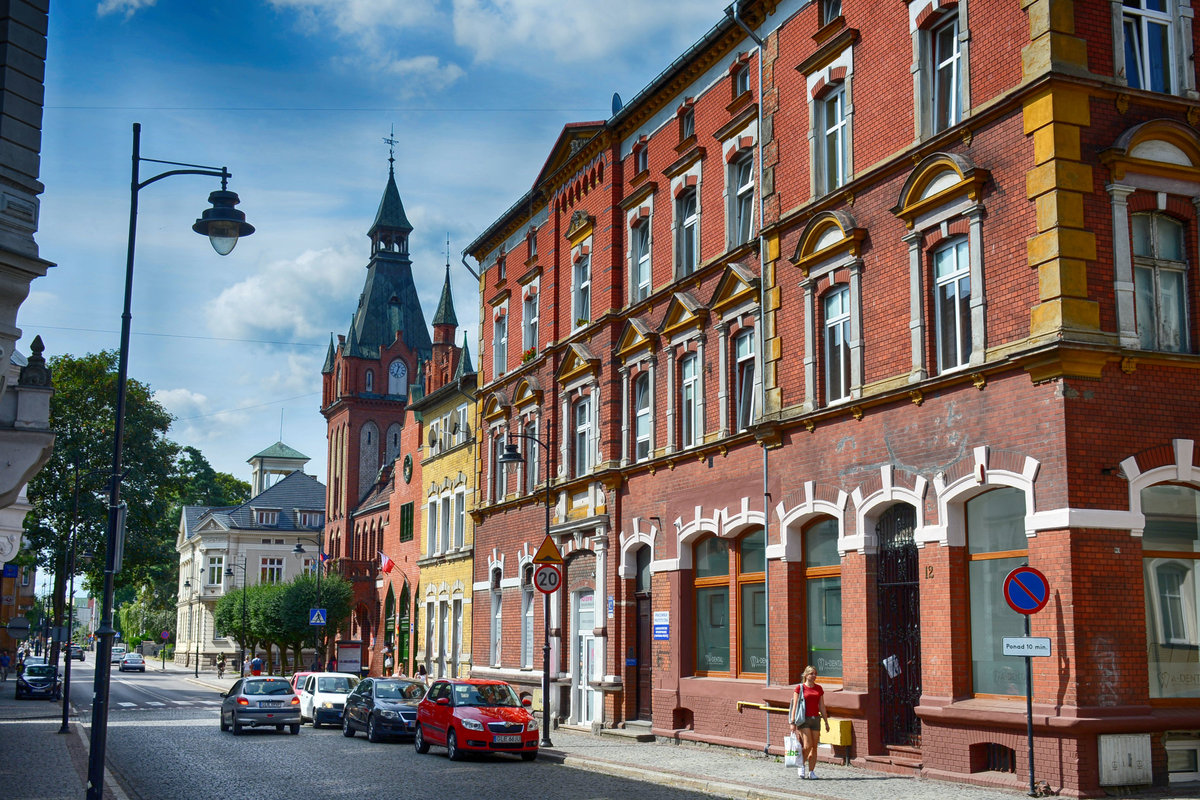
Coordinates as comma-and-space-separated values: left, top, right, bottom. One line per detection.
409, 268, 477, 679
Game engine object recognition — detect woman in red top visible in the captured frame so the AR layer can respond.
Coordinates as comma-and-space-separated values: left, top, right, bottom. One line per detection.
788, 665, 829, 779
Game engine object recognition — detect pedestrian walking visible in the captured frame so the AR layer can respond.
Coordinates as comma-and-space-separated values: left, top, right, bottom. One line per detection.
216, 653, 225, 679
0, 649, 10, 681
250, 653, 263, 676
789, 665, 830, 780
416, 663, 428, 685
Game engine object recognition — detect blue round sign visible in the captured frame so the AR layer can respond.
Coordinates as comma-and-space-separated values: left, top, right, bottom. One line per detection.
1003, 566, 1049, 615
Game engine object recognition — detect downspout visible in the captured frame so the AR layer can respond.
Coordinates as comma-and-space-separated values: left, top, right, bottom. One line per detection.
727, 1, 773, 758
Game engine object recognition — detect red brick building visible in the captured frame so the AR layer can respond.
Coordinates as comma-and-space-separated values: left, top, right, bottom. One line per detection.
466, 0, 1200, 794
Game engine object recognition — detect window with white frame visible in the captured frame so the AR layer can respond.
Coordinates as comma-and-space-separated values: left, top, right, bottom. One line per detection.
493, 434, 507, 500
452, 598, 463, 675
298, 510, 323, 528
680, 353, 701, 448
427, 499, 438, 556
820, 0, 842, 25
732, 153, 755, 244
255, 509, 278, 526
680, 106, 695, 141
1121, 0, 1181, 94
634, 222, 652, 301
824, 286, 852, 403
454, 489, 465, 549
933, 237, 972, 371
820, 84, 848, 194
260, 557, 283, 584
493, 309, 508, 377
455, 405, 470, 445
573, 255, 591, 327
733, 62, 751, 96
931, 13, 962, 133
523, 290, 538, 354
206, 556, 223, 586
676, 189, 699, 277
1133, 212, 1189, 352
573, 396, 592, 477
527, 228, 538, 260
440, 494, 452, 553
521, 564, 535, 669
490, 569, 502, 666
734, 329, 756, 431
634, 144, 649, 174
523, 419, 539, 494
634, 372, 652, 461
365, 369, 374, 393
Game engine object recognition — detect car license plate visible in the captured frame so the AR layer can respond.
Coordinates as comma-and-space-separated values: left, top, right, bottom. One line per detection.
494, 734, 521, 743
261, 701, 283, 708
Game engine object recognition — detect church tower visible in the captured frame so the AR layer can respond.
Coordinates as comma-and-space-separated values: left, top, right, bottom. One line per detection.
321, 146, 434, 568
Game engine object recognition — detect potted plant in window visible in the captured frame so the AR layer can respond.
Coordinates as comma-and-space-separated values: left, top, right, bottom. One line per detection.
522, 347, 537, 363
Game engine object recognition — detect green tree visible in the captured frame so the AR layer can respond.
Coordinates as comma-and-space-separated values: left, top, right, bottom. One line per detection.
279, 573, 353, 669
172, 445, 249, 510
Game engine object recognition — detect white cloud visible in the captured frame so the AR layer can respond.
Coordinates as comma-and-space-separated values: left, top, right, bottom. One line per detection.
381, 55, 466, 94
155, 387, 211, 423
206, 245, 361, 344
97, 0, 157, 18
268, 0, 439, 37
451, 0, 719, 65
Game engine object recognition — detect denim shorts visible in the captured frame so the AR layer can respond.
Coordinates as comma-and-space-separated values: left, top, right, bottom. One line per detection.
796, 715, 821, 730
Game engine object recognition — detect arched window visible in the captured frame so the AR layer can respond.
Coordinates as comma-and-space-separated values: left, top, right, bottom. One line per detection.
967, 487, 1027, 696
804, 518, 842, 677
1143, 484, 1200, 698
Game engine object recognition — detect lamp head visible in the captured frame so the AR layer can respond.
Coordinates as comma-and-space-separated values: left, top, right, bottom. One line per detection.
193, 188, 255, 255
224, 567, 234, 578
498, 442, 524, 465
183, 579, 192, 589
293, 543, 306, 555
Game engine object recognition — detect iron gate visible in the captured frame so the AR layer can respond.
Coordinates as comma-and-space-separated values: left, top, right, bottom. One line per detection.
876, 504, 921, 747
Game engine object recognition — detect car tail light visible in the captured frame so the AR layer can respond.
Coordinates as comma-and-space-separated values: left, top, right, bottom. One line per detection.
237, 697, 249, 705
290, 695, 300, 705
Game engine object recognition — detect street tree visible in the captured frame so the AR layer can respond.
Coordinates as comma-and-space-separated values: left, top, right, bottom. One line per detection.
279, 573, 352, 669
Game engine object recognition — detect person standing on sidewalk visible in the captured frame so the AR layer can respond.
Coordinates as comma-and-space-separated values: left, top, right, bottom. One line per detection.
789, 665, 830, 780
0, 649, 10, 681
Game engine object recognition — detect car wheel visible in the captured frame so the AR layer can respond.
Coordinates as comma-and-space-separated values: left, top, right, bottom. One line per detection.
446, 728, 463, 761
342, 713, 355, 738
290, 724, 300, 735
414, 724, 429, 754
220, 712, 229, 732
367, 715, 382, 743
312, 718, 321, 729
231, 715, 243, 736
521, 751, 538, 762
275, 725, 283, 732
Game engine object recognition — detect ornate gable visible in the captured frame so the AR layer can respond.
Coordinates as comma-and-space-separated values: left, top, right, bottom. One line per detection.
659, 291, 708, 341
615, 318, 658, 362
709, 264, 760, 319
556, 342, 601, 386
791, 210, 867, 277
513, 376, 544, 410
483, 390, 510, 422
892, 152, 989, 230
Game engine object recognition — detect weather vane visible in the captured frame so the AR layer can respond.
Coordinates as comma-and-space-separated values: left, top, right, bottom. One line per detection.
383, 124, 397, 167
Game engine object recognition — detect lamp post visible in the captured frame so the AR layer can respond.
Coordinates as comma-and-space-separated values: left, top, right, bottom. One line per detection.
225, 558, 249, 678
87, 122, 253, 800
59, 462, 101, 735
182, 571, 201, 679
292, 535, 324, 669
497, 430, 554, 748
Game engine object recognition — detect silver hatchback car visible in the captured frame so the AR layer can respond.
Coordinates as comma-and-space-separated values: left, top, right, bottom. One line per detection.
220, 676, 301, 735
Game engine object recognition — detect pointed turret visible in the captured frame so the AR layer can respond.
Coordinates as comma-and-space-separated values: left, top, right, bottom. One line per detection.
454, 331, 474, 380
368, 159, 413, 257
321, 335, 336, 374
432, 265, 458, 332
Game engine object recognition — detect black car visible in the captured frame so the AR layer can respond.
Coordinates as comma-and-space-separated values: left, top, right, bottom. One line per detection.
342, 678, 425, 742
16, 664, 61, 700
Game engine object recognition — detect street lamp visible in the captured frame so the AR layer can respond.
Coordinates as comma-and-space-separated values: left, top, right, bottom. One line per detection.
292, 535, 324, 669
497, 430, 554, 748
225, 558, 249, 679
182, 573, 201, 679
87, 122, 253, 800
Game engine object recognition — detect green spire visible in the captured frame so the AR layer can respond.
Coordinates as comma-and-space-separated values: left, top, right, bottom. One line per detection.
432, 264, 458, 327
454, 331, 474, 379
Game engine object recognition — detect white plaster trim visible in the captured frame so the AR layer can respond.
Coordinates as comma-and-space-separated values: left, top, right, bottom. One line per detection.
775, 480, 850, 562
651, 557, 679, 573
1027, 508, 1144, 533
618, 517, 658, 579
849, 465, 928, 554
1123, 439, 1199, 536
929, 448, 1040, 547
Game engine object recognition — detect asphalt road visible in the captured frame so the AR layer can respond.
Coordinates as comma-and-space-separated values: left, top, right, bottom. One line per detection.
65, 662, 723, 800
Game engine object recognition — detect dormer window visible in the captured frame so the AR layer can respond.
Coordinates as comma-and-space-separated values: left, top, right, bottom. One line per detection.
256, 509, 279, 526
298, 511, 324, 528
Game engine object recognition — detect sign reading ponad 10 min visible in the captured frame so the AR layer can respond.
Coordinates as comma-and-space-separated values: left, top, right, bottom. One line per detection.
1002, 636, 1051, 657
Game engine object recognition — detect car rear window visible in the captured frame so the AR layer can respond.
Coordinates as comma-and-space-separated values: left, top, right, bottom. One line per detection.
246, 679, 293, 696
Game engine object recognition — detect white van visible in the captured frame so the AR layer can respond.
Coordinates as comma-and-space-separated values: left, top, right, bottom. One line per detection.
298, 672, 360, 727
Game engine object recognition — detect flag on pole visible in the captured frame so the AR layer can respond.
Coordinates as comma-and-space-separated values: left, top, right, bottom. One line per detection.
319, 550, 329, 563
379, 551, 395, 574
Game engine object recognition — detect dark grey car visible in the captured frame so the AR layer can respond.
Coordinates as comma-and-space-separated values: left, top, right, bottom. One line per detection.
342, 678, 426, 742
219, 676, 301, 735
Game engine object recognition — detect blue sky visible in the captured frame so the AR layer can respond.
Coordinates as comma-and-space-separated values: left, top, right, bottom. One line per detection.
19, 0, 728, 484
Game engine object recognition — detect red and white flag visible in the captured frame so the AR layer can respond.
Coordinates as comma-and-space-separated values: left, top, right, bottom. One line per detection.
379, 551, 395, 574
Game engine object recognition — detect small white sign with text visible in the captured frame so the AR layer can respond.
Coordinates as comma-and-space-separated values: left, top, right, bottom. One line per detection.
1003, 637, 1052, 657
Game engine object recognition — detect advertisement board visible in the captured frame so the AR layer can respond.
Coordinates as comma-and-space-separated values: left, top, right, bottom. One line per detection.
336, 640, 362, 674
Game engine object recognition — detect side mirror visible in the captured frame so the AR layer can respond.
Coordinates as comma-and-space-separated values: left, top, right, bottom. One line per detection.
436, 697, 450, 706
521, 697, 532, 707
220, 692, 228, 698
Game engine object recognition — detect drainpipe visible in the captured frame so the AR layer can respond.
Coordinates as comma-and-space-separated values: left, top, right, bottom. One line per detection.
727, 1, 773, 758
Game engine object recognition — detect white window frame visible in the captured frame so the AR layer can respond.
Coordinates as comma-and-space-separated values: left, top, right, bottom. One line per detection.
734, 329, 757, 431
573, 254, 591, 328
207, 556, 224, 586
260, 557, 284, 584
1116, 0, 1197, 97
573, 396, 593, 477
454, 405, 469, 445
454, 489, 465, 549
523, 419, 540, 495
523, 289, 539, 354
680, 353, 701, 448
493, 307, 508, 378
634, 372, 652, 461
732, 153, 755, 245
909, 2, 973, 140
255, 509, 278, 526
521, 565, 535, 669
680, 106, 695, 140
492, 433, 507, 502
931, 14, 962, 133
676, 189, 699, 277
820, 84, 848, 194
490, 570, 503, 666
933, 236, 973, 372
427, 497, 439, 557
634, 221, 652, 301
364, 369, 374, 393
635, 145, 649, 174
733, 62, 751, 96
440, 493, 452, 553
1132, 212, 1189, 352
824, 286, 852, 404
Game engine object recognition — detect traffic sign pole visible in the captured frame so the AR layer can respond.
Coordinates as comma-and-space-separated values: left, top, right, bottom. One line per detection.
1004, 565, 1050, 798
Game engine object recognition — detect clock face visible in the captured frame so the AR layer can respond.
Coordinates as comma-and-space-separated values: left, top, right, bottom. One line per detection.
388, 360, 408, 397
389, 360, 407, 379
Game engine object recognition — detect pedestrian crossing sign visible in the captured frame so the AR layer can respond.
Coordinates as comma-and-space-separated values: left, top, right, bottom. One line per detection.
309, 608, 326, 626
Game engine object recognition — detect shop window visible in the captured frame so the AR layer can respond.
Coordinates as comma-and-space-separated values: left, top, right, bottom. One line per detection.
1144, 483, 1200, 698
967, 487, 1028, 696
804, 518, 842, 677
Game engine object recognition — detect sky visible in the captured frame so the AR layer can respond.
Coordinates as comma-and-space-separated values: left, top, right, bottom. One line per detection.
17, 0, 733, 485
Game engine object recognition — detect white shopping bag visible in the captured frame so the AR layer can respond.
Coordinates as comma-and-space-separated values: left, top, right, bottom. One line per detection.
784, 733, 799, 768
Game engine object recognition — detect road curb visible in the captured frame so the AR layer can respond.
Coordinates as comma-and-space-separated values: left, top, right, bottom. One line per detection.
541, 748, 819, 800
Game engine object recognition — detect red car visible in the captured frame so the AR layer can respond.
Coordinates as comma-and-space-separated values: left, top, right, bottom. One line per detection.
414, 679, 539, 761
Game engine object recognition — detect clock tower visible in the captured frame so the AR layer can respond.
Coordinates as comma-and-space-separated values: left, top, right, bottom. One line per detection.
320, 152, 433, 572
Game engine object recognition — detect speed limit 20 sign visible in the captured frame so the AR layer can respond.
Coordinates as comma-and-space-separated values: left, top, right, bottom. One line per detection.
534, 564, 561, 594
